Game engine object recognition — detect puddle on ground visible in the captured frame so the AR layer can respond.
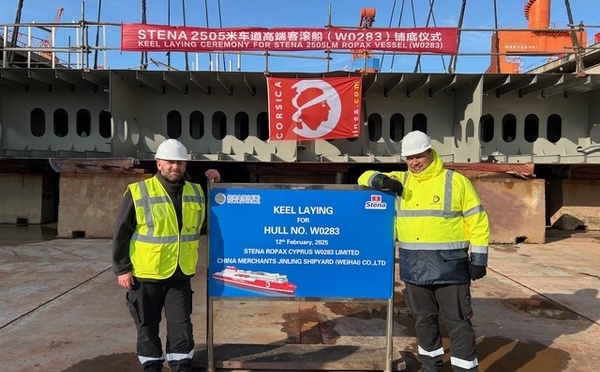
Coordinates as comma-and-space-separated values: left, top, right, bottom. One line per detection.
60, 339, 570, 372
320, 294, 417, 336
281, 310, 302, 343
281, 305, 337, 344
399, 337, 571, 372
279, 300, 574, 371
476, 336, 570, 372
281, 301, 404, 344
323, 299, 416, 330
324, 302, 388, 320
0, 224, 58, 245
62, 353, 139, 372
491, 244, 520, 253
280, 297, 418, 343
503, 298, 580, 320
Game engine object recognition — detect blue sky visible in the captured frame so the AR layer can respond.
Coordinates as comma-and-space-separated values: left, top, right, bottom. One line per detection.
1, 0, 599, 73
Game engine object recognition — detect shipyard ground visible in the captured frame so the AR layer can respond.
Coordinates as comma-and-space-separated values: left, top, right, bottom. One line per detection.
1, 225, 599, 372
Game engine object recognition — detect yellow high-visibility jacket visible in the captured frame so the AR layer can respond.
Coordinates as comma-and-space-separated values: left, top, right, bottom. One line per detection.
358, 149, 490, 285
128, 177, 205, 280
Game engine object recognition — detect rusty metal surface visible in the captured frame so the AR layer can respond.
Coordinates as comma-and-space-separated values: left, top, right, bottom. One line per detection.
447, 163, 536, 179
48, 158, 143, 174
474, 178, 546, 244
0, 227, 599, 371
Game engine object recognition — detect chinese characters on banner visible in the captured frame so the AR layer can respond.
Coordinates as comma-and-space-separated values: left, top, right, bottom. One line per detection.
121, 24, 458, 54
267, 77, 362, 141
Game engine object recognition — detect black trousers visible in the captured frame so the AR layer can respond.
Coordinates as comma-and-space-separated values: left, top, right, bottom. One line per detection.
126, 278, 194, 372
404, 282, 478, 372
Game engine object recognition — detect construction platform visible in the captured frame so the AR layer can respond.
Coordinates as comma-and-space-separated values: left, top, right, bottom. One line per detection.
1, 224, 599, 372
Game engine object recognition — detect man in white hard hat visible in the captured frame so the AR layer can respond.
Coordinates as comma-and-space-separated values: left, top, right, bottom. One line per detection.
358, 131, 490, 372
112, 139, 221, 372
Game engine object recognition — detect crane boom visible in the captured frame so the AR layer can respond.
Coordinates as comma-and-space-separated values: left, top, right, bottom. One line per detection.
37, 6, 64, 63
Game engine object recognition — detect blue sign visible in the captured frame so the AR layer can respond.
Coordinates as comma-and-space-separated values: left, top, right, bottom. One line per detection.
208, 185, 395, 299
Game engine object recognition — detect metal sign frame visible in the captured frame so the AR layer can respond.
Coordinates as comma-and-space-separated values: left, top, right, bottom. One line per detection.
206, 183, 397, 371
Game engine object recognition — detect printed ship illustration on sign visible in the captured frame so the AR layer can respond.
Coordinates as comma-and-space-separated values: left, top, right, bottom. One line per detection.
212, 266, 297, 294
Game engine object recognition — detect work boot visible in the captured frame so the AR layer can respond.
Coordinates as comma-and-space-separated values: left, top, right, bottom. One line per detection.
169, 359, 192, 372
142, 361, 163, 371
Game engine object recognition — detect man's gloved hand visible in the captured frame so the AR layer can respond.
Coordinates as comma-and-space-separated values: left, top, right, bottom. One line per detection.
381, 177, 403, 195
469, 264, 487, 281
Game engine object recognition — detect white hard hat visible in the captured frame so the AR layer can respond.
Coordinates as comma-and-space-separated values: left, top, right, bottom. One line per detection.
401, 131, 432, 157
155, 139, 189, 161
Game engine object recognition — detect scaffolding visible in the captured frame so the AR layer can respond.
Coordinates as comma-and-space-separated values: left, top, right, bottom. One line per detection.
1, 0, 600, 74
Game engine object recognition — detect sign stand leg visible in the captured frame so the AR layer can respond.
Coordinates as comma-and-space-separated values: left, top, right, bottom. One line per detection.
385, 297, 394, 372
206, 181, 215, 372
206, 298, 214, 372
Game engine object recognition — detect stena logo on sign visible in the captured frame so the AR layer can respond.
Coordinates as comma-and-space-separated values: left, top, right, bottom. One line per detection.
365, 195, 387, 210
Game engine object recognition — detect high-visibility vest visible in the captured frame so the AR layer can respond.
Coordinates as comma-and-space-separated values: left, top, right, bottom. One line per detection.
128, 177, 205, 280
358, 149, 490, 284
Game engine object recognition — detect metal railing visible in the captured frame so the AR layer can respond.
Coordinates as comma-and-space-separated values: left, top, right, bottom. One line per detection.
1, 20, 599, 73
1, 20, 117, 69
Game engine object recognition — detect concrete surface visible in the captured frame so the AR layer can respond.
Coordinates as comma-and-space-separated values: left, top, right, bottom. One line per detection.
57, 173, 149, 238
0, 173, 54, 224
1, 224, 599, 371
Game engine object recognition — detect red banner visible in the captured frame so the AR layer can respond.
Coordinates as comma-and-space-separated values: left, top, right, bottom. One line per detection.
267, 77, 362, 141
121, 23, 458, 54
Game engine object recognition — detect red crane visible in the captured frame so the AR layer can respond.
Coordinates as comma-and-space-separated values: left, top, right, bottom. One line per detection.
351, 8, 380, 73
37, 6, 64, 62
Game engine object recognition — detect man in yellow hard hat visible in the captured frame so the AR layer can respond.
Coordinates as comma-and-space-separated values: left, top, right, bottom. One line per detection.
358, 131, 490, 372
112, 139, 220, 372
